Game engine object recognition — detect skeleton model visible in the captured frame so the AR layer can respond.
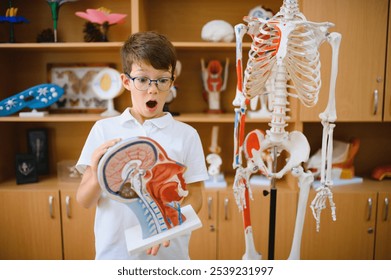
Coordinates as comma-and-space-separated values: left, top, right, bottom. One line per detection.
232, 0, 341, 260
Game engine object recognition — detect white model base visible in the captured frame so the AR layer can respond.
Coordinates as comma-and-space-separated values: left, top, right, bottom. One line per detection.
19, 109, 47, 118
312, 176, 363, 190
204, 173, 227, 188
249, 175, 271, 186
125, 205, 202, 256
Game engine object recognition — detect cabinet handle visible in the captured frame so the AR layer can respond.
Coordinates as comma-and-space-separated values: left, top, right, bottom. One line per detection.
207, 196, 213, 220
65, 196, 71, 218
224, 198, 229, 220
48, 195, 54, 218
384, 197, 389, 221
373, 89, 378, 115
367, 198, 372, 221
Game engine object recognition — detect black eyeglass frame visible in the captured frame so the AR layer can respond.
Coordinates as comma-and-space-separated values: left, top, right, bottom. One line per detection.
124, 73, 174, 92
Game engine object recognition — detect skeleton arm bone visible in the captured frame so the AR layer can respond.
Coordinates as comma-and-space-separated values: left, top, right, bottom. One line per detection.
233, 24, 248, 106
311, 32, 341, 231
319, 32, 341, 123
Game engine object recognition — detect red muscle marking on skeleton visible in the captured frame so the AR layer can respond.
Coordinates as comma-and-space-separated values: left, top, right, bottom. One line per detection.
245, 131, 261, 158
243, 187, 252, 229
236, 59, 243, 92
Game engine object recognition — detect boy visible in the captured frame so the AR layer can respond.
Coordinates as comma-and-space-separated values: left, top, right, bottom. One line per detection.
76, 31, 209, 260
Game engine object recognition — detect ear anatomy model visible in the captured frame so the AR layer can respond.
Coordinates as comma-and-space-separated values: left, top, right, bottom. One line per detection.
0, 84, 64, 116
233, 0, 341, 260
98, 137, 201, 254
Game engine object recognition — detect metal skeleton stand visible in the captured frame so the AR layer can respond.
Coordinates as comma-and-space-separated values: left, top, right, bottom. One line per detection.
268, 146, 278, 260
232, 0, 342, 260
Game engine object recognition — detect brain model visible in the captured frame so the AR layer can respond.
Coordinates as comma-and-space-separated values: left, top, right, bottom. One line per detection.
98, 137, 189, 238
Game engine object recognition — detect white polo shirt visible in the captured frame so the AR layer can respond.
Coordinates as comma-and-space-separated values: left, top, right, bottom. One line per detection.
76, 108, 208, 260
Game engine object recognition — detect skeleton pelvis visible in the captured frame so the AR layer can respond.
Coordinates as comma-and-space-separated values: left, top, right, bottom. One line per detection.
244, 129, 310, 178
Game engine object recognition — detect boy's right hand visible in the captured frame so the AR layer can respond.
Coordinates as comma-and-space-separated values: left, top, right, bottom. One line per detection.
91, 138, 122, 172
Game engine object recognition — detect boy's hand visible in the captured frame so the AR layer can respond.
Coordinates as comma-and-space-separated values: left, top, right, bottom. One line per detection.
146, 240, 170, 256
91, 138, 122, 172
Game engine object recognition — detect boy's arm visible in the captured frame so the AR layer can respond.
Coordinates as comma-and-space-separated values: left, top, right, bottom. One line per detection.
76, 166, 101, 209
76, 138, 121, 209
181, 183, 203, 213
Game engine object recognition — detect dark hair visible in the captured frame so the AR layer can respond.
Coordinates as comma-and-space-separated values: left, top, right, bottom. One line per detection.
121, 31, 177, 77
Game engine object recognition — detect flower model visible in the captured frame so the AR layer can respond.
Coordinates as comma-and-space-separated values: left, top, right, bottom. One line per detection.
75, 7, 127, 42
46, 0, 78, 42
0, 5, 29, 43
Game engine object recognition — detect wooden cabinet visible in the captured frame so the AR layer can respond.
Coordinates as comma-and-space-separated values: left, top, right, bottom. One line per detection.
301, 181, 391, 260
384, 4, 391, 121
0, 180, 95, 260
60, 185, 96, 260
0, 185, 63, 260
189, 189, 218, 259
374, 188, 391, 259
189, 184, 297, 260
300, 0, 389, 122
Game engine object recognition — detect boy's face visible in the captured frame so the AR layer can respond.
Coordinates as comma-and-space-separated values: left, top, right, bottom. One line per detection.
121, 61, 173, 123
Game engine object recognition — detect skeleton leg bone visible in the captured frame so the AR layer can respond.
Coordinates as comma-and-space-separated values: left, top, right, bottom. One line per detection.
288, 166, 313, 260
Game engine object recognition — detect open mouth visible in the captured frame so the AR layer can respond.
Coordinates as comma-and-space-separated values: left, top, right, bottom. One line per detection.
146, 100, 157, 109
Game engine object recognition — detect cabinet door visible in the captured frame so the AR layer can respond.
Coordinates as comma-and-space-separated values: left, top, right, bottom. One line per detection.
189, 189, 218, 260
60, 189, 96, 260
301, 0, 388, 121
0, 189, 63, 260
217, 188, 268, 260
374, 192, 391, 259
384, 7, 391, 121
301, 190, 377, 259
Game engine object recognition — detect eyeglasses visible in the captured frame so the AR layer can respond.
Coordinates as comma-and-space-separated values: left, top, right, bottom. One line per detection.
125, 73, 173, 92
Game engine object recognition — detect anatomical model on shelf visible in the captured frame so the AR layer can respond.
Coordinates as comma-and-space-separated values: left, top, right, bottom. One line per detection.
201, 20, 234, 42
46, 0, 78, 42
204, 126, 227, 188
163, 60, 182, 116
91, 67, 124, 117
232, 0, 341, 259
307, 138, 361, 187
201, 58, 229, 113
0, 84, 64, 117
97, 137, 201, 255
0, 2, 29, 43
75, 7, 127, 42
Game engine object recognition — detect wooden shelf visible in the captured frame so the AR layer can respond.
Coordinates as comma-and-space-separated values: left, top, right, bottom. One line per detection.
0, 113, 274, 123
0, 42, 251, 52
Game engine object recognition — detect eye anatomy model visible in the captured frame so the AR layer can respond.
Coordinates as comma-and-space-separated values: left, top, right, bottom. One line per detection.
91, 67, 124, 117
97, 137, 201, 255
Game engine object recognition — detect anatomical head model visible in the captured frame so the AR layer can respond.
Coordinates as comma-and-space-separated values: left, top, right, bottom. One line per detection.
98, 137, 188, 239
233, 0, 341, 260
201, 58, 229, 113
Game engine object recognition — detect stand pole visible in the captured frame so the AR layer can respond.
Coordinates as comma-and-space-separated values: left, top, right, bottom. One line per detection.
268, 146, 278, 260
